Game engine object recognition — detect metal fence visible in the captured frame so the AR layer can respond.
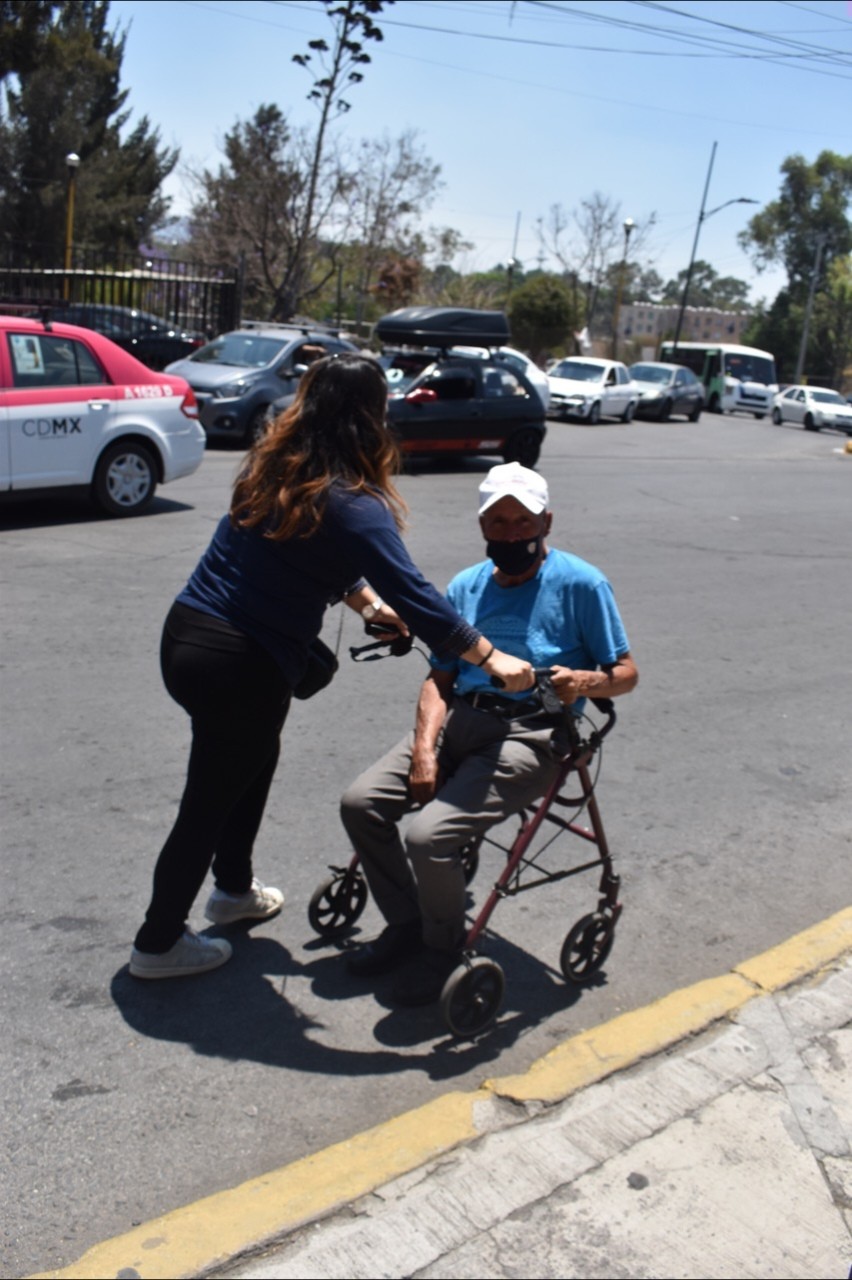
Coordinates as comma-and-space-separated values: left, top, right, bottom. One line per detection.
0, 244, 240, 337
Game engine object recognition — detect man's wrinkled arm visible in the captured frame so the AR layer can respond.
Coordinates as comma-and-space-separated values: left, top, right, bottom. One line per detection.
550, 652, 638, 705
408, 669, 455, 805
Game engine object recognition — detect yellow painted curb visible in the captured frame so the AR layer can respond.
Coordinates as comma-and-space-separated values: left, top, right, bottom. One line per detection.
485, 971, 755, 1104
734, 905, 852, 992
29, 1090, 491, 1280
28, 910, 852, 1280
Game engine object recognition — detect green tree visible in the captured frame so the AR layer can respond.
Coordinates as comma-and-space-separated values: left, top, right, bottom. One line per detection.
660, 259, 750, 311
742, 292, 801, 383
0, 1, 177, 257
739, 151, 852, 292
739, 151, 852, 382
813, 256, 852, 389
507, 274, 578, 363
0, 1, 59, 79
189, 2, 397, 321
188, 104, 313, 320
188, 109, 447, 324
537, 195, 656, 336
280, 0, 388, 318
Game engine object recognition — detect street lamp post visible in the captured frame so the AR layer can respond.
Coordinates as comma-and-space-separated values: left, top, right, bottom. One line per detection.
671, 141, 757, 355
612, 216, 634, 359
63, 152, 80, 301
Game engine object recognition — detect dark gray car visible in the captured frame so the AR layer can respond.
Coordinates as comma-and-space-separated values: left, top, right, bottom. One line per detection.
629, 361, 704, 421
166, 324, 359, 445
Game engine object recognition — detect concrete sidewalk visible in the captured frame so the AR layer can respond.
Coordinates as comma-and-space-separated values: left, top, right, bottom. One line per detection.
33, 908, 852, 1280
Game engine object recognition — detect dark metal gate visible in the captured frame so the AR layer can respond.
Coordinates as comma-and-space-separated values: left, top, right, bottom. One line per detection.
0, 243, 240, 338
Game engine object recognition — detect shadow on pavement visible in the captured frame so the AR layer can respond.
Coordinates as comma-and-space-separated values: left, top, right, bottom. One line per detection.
111, 927, 608, 1085
0, 492, 193, 528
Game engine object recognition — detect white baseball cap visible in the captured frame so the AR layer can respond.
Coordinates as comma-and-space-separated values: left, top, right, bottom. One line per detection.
478, 462, 549, 515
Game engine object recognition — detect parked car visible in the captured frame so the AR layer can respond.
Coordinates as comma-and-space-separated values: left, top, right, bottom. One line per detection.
44, 303, 206, 370
547, 357, 637, 423
0, 315, 204, 515
370, 307, 546, 466
451, 345, 551, 410
628, 361, 704, 421
166, 324, 360, 445
386, 353, 547, 467
378, 344, 550, 409
267, 344, 547, 467
771, 385, 852, 434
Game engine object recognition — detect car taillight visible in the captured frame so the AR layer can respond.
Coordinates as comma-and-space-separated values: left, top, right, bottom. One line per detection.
181, 389, 199, 419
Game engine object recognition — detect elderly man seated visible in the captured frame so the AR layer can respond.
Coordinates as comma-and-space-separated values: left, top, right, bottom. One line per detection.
340, 462, 638, 1007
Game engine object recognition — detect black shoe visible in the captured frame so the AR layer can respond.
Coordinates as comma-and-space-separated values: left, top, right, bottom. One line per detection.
391, 947, 462, 1007
346, 921, 423, 977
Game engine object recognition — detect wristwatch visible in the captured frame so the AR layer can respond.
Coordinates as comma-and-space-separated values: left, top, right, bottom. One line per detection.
361, 598, 383, 621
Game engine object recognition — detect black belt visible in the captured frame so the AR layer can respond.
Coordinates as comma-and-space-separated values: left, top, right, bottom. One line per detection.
459, 690, 557, 721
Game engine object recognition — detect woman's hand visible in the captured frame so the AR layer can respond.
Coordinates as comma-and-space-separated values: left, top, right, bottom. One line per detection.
484, 649, 534, 693
370, 602, 410, 639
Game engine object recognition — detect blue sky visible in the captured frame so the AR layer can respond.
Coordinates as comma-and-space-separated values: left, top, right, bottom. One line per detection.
109, 0, 852, 307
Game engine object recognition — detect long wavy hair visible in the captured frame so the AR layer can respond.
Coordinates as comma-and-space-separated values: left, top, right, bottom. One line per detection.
231, 352, 406, 540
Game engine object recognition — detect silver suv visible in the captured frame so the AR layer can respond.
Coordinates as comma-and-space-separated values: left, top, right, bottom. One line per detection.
166, 323, 359, 445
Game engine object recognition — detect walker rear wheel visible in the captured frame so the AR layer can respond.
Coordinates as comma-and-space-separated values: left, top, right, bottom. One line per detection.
308, 870, 367, 938
440, 957, 505, 1038
560, 913, 615, 985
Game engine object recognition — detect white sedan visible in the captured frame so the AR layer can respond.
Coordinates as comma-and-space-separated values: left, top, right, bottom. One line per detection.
772, 385, 852, 434
547, 357, 637, 423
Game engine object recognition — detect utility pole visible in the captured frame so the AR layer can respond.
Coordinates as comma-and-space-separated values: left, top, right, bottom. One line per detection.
506, 211, 521, 297
612, 217, 634, 360
672, 141, 757, 355
794, 235, 827, 384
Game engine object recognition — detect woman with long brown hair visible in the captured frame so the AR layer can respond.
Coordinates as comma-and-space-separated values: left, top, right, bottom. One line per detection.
130, 353, 533, 978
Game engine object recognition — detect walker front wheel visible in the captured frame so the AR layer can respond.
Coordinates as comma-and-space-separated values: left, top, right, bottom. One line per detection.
308, 870, 368, 938
440, 957, 505, 1038
560, 913, 615, 985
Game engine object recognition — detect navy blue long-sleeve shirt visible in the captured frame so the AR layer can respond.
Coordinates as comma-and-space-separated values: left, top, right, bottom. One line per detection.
176, 485, 480, 685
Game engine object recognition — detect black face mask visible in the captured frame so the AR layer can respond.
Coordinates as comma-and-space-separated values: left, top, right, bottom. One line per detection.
486, 535, 543, 576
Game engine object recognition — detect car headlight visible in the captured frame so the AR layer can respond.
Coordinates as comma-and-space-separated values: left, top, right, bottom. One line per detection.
566, 394, 589, 405
214, 379, 252, 399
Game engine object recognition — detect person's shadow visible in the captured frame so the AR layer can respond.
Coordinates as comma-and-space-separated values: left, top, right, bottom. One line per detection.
111, 922, 607, 1083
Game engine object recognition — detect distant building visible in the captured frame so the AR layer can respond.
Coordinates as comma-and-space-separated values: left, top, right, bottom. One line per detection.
618, 303, 751, 359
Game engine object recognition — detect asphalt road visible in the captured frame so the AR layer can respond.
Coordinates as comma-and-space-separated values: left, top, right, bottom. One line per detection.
2, 412, 850, 1277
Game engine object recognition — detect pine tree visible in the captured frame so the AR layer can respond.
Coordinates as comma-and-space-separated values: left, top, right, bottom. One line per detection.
0, 1, 177, 258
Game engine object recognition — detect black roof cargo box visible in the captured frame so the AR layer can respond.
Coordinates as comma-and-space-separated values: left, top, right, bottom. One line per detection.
375, 306, 510, 349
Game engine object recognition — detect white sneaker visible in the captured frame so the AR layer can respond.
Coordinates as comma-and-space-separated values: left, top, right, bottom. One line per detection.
130, 929, 232, 979
204, 877, 285, 925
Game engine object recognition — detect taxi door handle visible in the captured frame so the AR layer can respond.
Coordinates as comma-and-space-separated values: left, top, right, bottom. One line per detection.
88, 400, 108, 410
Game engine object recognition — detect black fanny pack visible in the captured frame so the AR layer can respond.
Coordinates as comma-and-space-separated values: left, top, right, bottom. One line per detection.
293, 637, 339, 700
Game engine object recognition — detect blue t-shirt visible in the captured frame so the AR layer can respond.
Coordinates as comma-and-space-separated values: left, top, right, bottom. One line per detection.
431, 549, 629, 706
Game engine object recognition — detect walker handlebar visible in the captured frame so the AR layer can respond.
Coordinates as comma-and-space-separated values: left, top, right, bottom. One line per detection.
491, 668, 617, 735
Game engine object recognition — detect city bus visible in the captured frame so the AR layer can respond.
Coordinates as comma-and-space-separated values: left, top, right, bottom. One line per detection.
659, 342, 779, 418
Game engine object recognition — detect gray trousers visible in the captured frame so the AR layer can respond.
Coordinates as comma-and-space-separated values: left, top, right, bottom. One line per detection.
340, 698, 562, 951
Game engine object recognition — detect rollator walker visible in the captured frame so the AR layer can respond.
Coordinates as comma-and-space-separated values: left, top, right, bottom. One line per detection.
309, 645, 622, 1039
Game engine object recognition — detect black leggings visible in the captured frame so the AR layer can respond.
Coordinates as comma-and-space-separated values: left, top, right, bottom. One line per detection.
134, 603, 292, 953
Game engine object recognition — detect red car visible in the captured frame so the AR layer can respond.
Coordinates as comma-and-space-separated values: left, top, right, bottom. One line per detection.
0, 315, 205, 516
